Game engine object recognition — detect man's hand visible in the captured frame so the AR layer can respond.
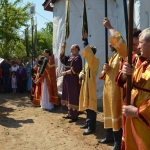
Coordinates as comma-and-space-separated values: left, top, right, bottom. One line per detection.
122, 62, 134, 75
36, 73, 40, 79
103, 18, 112, 29
61, 71, 67, 76
61, 42, 66, 55
122, 105, 138, 117
103, 63, 110, 73
81, 74, 86, 80
62, 42, 66, 48
34, 80, 39, 85
83, 30, 88, 39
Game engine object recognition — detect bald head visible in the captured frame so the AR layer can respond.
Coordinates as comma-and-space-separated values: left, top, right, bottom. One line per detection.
70, 44, 80, 56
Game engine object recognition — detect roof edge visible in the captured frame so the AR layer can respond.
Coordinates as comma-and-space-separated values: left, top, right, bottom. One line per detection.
42, 0, 57, 12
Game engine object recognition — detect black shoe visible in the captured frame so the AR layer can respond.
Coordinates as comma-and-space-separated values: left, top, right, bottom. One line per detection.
62, 115, 71, 119
69, 118, 78, 123
80, 124, 88, 129
112, 145, 120, 150
83, 129, 95, 135
47, 108, 54, 112
98, 138, 114, 143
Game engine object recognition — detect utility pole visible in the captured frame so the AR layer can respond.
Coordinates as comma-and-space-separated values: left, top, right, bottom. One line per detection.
30, 4, 35, 66
34, 17, 37, 58
31, 17, 34, 65
25, 27, 29, 57
0, 0, 4, 46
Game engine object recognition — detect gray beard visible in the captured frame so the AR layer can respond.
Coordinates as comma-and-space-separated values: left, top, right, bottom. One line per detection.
71, 53, 79, 56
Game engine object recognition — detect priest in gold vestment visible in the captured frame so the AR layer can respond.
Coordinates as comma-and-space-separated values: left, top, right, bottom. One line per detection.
98, 18, 127, 150
79, 31, 100, 135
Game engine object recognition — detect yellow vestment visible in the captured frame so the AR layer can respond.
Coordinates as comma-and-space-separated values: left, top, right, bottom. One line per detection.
79, 45, 100, 112
100, 31, 127, 131
124, 61, 150, 150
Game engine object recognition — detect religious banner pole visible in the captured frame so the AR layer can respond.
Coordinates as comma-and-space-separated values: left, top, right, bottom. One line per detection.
61, 0, 70, 71
82, 0, 88, 71
105, 0, 108, 63
126, 0, 134, 105
64, 0, 70, 41
80, 0, 88, 84
82, 0, 88, 41
123, 0, 128, 43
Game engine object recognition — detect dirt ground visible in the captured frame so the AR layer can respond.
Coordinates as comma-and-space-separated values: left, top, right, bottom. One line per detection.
0, 93, 113, 150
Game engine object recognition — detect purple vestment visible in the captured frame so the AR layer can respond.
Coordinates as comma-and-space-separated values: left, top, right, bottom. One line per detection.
60, 54, 82, 117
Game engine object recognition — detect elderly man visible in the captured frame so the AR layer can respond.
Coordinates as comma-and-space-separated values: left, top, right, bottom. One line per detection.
60, 43, 82, 123
117, 28, 150, 150
115, 29, 149, 150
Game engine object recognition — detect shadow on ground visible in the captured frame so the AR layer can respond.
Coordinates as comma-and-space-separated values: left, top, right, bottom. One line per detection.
0, 93, 34, 128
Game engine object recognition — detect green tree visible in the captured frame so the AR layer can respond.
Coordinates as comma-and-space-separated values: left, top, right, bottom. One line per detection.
0, 0, 30, 58
32, 22, 53, 57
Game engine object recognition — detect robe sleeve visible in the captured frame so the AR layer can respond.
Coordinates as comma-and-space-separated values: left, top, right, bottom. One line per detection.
79, 63, 88, 78
38, 58, 48, 75
99, 70, 106, 80
70, 55, 82, 74
79, 67, 85, 78
59, 53, 69, 65
109, 31, 127, 59
115, 59, 127, 87
138, 99, 150, 129
82, 45, 99, 71
36, 76, 43, 83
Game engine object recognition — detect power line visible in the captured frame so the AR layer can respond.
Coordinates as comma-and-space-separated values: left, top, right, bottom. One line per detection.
35, 11, 51, 22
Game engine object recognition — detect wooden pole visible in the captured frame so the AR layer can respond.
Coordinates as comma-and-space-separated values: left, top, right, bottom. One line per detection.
105, 0, 108, 63
31, 17, 34, 67
126, 0, 134, 105
25, 28, 29, 57
34, 24, 37, 57
123, 0, 128, 43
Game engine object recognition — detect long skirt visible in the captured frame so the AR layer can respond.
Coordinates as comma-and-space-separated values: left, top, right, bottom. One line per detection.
40, 79, 54, 110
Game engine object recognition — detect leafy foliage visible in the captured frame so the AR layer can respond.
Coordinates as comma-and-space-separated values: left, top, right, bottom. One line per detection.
36, 22, 53, 56
0, 0, 53, 60
0, 0, 30, 58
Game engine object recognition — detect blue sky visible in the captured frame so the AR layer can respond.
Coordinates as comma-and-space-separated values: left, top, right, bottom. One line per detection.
11, 0, 53, 30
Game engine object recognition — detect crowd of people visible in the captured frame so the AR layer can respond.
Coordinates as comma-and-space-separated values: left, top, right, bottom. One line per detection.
1, 17, 150, 150
0, 58, 33, 93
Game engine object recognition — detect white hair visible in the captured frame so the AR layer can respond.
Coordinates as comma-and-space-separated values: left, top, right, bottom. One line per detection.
139, 27, 150, 42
